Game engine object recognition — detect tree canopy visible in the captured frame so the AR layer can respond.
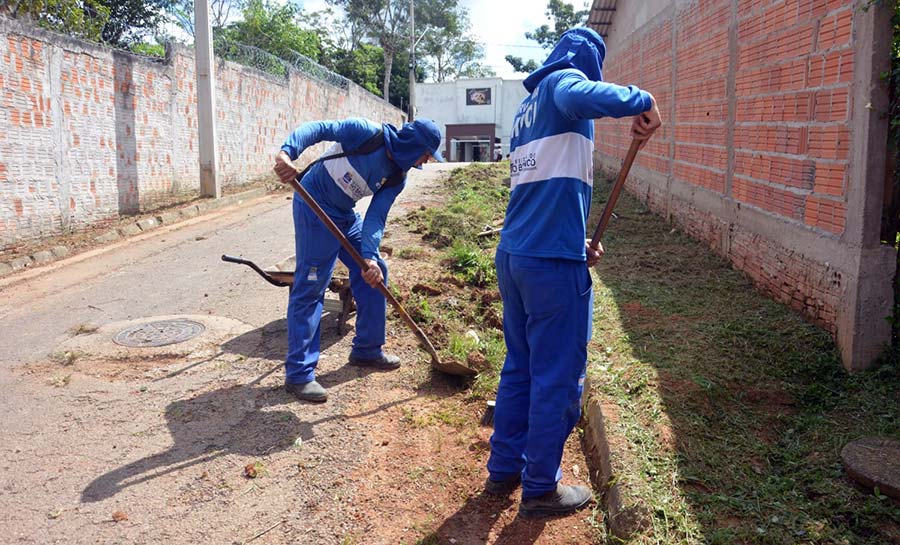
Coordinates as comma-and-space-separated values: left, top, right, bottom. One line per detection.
505, 0, 588, 74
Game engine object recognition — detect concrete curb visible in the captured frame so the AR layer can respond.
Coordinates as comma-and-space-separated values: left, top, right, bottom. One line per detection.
0, 187, 269, 279
581, 376, 653, 540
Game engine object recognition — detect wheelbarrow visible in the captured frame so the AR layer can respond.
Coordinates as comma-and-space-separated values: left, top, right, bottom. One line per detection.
221, 255, 356, 334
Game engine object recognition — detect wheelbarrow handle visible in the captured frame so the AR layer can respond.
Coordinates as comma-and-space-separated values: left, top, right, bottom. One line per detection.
220, 254, 292, 287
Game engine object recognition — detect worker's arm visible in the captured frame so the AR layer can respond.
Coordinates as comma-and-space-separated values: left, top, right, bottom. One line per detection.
273, 118, 373, 183
358, 181, 405, 287
280, 118, 373, 159
554, 71, 662, 147
553, 70, 652, 120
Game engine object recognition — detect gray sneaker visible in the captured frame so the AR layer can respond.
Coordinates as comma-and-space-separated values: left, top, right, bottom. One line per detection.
484, 474, 521, 496
348, 353, 401, 370
285, 380, 328, 403
518, 484, 593, 518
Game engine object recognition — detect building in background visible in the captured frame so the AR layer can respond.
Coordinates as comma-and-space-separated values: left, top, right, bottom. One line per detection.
415, 78, 528, 162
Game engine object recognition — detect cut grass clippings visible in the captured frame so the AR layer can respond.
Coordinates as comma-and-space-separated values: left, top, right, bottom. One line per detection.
587, 175, 900, 544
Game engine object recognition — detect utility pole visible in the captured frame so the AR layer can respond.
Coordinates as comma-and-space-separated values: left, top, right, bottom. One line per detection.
194, 0, 220, 198
408, 0, 415, 121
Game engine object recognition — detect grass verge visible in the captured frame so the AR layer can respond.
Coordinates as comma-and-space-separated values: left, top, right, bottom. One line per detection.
587, 175, 900, 544
400, 163, 510, 398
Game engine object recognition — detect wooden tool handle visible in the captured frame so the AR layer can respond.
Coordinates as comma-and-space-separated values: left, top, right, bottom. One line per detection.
287, 175, 443, 366
590, 138, 642, 248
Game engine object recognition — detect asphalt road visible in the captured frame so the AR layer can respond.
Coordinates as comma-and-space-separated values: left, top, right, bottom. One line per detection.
0, 164, 459, 545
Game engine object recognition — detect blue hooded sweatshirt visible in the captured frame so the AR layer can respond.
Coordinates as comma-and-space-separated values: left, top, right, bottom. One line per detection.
498, 28, 653, 261
281, 118, 442, 259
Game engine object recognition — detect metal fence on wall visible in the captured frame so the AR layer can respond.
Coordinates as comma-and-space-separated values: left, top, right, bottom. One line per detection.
212, 36, 350, 91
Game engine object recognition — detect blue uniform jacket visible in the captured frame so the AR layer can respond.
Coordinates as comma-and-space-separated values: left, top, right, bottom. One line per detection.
500, 30, 652, 262
281, 118, 404, 260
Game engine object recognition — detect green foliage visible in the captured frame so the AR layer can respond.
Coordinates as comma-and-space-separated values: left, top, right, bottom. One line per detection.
97, 0, 171, 46
407, 163, 509, 247
330, 43, 384, 96
419, 7, 494, 82
445, 243, 495, 287
131, 41, 165, 57
504, 55, 540, 74
526, 0, 589, 49
167, 0, 241, 35
329, 0, 410, 99
219, 0, 321, 61
5, 0, 111, 42
587, 176, 900, 545
506, 0, 589, 73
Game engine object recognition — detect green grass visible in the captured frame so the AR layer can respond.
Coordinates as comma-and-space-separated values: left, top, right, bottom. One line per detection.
399, 163, 900, 544
445, 242, 496, 288
405, 162, 509, 248
587, 176, 900, 544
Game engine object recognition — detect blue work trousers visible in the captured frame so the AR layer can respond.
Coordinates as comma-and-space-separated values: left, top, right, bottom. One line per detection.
285, 196, 388, 384
487, 249, 593, 498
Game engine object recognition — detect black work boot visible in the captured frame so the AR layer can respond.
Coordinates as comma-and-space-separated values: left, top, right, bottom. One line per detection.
285, 380, 328, 403
348, 353, 401, 370
518, 484, 593, 518
484, 474, 522, 496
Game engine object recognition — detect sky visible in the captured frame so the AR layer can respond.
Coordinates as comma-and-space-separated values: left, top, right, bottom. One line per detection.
299, 0, 554, 80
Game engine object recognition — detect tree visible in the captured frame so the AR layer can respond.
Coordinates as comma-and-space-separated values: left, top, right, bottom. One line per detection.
419, 7, 493, 82
449, 37, 494, 79
97, 0, 173, 46
504, 55, 539, 74
527, 0, 589, 49
329, 0, 410, 100
2, 0, 110, 42
168, 0, 243, 37
331, 43, 384, 96
219, 0, 320, 61
505, 0, 588, 74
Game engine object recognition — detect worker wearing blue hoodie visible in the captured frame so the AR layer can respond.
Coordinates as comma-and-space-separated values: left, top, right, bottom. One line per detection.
273, 118, 444, 402
485, 28, 661, 517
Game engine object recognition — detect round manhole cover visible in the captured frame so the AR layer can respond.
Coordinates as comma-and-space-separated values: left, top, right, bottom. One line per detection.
113, 319, 206, 348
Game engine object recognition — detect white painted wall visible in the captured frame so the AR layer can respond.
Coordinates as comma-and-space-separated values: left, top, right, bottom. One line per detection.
416, 78, 528, 157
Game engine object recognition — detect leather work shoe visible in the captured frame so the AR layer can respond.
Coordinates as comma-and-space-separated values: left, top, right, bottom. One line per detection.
285, 380, 328, 403
518, 484, 593, 519
484, 474, 522, 496
348, 353, 401, 370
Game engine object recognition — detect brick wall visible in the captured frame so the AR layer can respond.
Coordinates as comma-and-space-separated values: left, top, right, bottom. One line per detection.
0, 17, 404, 246
592, 0, 894, 370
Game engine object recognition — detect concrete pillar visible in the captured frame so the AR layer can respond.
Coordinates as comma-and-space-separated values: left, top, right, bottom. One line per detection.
837, 2, 895, 371
194, 0, 220, 198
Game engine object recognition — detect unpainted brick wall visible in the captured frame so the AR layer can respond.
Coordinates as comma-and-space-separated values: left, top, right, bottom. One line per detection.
0, 18, 404, 247
594, 0, 858, 334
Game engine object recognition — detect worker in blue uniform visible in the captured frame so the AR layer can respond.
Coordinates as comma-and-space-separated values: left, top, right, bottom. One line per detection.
273, 117, 444, 403
484, 28, 662, 517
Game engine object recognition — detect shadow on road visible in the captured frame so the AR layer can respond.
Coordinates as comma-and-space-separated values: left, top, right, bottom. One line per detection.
84, 311, 417, 503
81, 381, 419, 503
422, 491, 548, 545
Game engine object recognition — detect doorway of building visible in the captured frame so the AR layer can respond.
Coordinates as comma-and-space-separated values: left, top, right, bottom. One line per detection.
444, 124, 496, 163
449, 138, 491, 162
